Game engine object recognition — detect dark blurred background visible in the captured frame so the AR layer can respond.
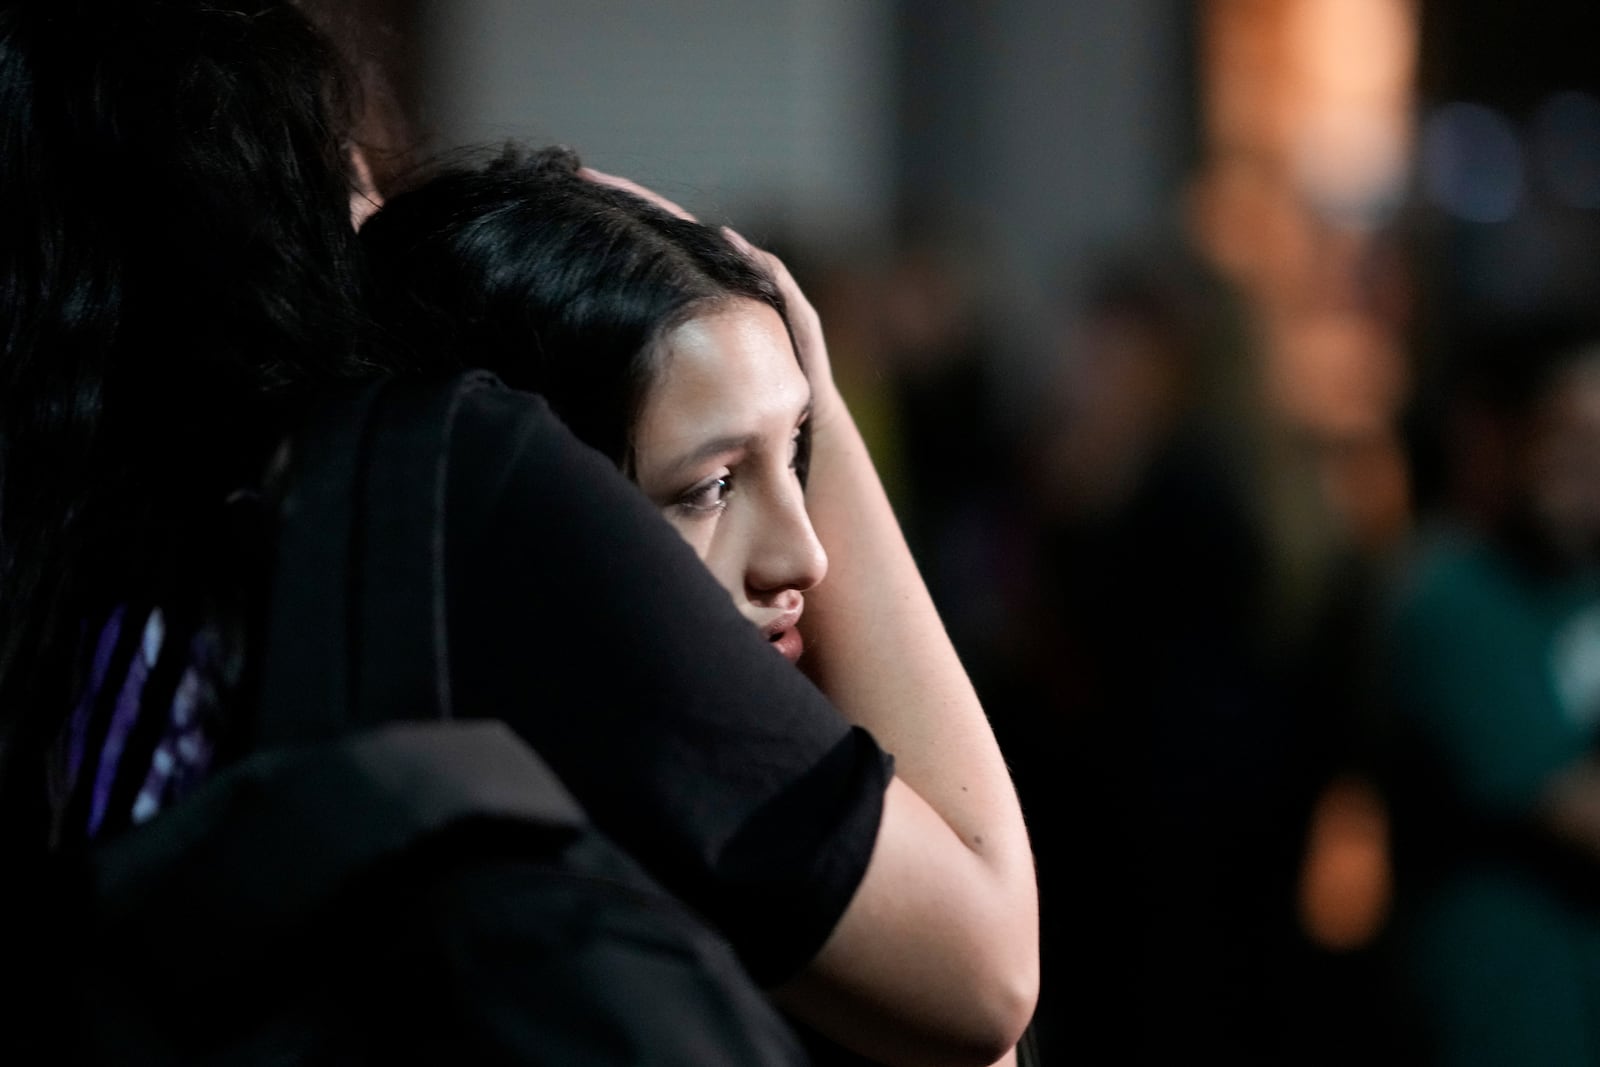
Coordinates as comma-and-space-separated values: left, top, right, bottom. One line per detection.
304, 1, 1600, 1062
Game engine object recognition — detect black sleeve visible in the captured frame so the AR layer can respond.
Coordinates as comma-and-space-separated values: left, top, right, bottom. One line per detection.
443, 382, 891, 985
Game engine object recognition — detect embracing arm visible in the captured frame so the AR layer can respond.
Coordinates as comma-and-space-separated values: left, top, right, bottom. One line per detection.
752, 243, 1038, 1065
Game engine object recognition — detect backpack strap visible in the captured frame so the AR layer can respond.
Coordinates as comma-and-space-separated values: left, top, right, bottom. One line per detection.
348, 372, 494, 730
251, 381, 381, 749
253, 370, 491, 746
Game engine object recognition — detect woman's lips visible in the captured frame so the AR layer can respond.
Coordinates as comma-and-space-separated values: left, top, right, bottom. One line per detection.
769, 626, 804, 664
763, 606, 804, 663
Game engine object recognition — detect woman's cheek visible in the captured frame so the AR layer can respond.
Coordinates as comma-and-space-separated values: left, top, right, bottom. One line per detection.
661, 510, 716, 563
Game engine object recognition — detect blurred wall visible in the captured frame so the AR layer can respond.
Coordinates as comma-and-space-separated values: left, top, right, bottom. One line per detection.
420, 0, 895, 249
896, 0, 1193, 409
417, 0, 1192, 404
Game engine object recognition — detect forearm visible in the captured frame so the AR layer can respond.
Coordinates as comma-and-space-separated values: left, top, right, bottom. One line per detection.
798, 382, 1038, 992
801, 383, 1033, 872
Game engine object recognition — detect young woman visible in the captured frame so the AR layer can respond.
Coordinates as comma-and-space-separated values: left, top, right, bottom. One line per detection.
361, 148, 1039, 1065
362, 150, 825, 657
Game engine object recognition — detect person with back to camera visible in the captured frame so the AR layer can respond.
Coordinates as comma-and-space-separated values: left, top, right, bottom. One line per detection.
0, 3, 1037, 1064
357, 146, 1039, 1067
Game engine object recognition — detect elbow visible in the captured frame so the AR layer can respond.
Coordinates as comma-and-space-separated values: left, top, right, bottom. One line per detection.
919, 906, 1039, 1066
961, 937, 1039, 1065
792, 777, 1041, 1065
935, 840, 1040, 1063
773, 918, 1038, 1067
969, 856, 1041, 1062
997, 958, 1041, 1051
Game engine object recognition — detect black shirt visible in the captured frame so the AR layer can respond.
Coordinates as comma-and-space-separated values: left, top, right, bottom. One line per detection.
443, 383, 890, 987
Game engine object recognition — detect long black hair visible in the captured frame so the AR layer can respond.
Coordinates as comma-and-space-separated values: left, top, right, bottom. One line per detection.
360, 146, 791, 467
0, 0, 377, 807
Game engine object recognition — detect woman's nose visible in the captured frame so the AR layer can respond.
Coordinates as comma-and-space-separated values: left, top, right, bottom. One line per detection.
746, 485, 828, 597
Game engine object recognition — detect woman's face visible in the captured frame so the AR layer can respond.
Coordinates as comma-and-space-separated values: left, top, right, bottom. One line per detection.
632, 299, 827, 662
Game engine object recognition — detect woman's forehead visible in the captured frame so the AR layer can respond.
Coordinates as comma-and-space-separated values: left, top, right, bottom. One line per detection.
635, 301, 809, 460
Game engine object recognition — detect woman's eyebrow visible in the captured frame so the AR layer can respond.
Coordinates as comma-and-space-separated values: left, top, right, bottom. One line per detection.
657, 398, 813, 481
658, 434, 760, 480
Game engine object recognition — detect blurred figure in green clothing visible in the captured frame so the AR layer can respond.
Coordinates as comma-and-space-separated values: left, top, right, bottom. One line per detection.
1385, 316, 1600, 1067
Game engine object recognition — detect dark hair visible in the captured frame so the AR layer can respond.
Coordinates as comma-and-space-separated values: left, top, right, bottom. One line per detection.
0, 0, 375, 797
360, 146, 791, 466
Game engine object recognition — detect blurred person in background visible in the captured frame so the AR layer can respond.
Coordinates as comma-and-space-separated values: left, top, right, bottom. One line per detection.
1383, 315, 1600, 1067
1010, 249, 1331, 1063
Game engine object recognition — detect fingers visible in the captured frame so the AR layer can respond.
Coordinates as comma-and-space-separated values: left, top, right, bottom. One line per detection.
577, 165, 697, 222
573, 166, 839, 406
720, 227, 835, 406
721, 228, 796, 307
723, 228, 811, 326
720, 225, 758, 258
724, 228, 803, 303
722, 228, 802, 304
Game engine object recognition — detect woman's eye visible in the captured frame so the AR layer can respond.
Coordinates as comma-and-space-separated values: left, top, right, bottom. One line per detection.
791, 423, 812, 489
677, 474, 733, 514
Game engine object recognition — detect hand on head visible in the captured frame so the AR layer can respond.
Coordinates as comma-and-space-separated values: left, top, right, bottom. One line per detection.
575, 166, 845, 427
577, 165, 697, 222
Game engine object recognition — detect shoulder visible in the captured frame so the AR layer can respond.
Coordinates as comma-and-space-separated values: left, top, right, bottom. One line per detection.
438, 373, 639, 538
446, 371, 560, 453
444, 373, 620, 492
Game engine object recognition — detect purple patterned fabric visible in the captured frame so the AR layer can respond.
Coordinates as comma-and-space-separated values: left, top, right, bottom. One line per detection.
131, 625, 223, 825
55, 605, 225, 842
61, 604, 126, 800
87, 608, 164, 835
